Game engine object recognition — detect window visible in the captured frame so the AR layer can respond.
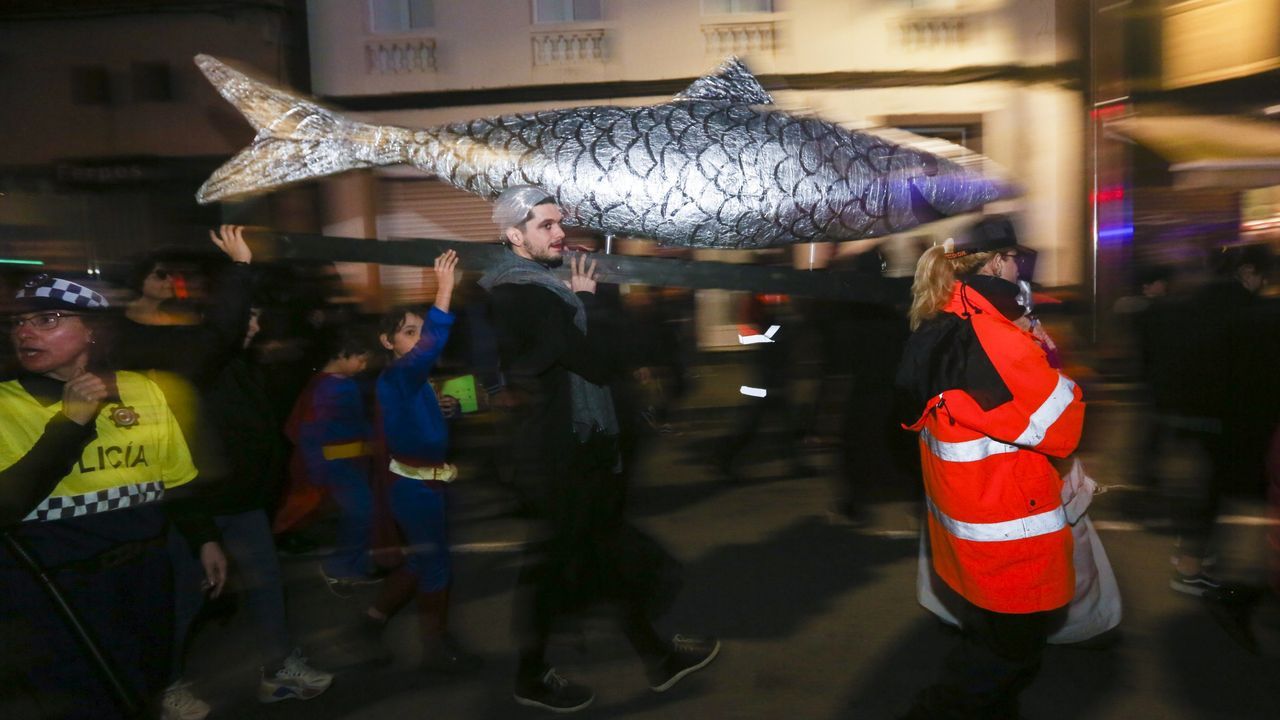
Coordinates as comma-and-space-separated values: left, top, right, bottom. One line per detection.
533, 0, 602, 24
131, 62, 173, 102
901, 125, 979, 153
369, 0, 433, 33
702, 0, 772, 14
71, 66, 112, 106
881, 115, 983, 156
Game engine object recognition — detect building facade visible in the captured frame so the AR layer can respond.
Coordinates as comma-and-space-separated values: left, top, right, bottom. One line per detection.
1089, 0, 1280, 354
0, 0, 310, 274
305, 0, 1087, 318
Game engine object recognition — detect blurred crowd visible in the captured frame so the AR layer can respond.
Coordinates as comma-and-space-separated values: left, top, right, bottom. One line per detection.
1, 208, 1278, 719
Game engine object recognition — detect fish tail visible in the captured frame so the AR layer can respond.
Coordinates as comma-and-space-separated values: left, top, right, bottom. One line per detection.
194, 54, 415, 203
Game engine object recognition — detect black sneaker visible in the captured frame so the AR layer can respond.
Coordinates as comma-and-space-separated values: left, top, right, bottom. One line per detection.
513, 668, 594, 713
648, 634, 720, 692
1170, 571, 1224, 597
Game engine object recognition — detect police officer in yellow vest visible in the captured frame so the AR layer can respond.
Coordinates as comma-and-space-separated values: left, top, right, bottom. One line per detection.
0, 274, 226, 719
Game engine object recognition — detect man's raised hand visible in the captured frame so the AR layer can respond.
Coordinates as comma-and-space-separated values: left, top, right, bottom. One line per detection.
209, 224, 252, 264
569, 253, 598, 295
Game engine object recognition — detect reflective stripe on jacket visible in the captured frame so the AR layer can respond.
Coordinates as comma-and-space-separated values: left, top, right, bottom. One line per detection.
904, 282, 1085, 613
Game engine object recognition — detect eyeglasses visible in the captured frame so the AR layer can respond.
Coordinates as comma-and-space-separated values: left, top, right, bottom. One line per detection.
10, 311, 83, 332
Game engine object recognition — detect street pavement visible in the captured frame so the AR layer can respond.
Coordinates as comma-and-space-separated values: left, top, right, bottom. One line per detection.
182, 360, 1280, 720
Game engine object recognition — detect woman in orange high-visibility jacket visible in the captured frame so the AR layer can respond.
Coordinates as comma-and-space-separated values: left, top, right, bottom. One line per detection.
895, 215, 1085, 720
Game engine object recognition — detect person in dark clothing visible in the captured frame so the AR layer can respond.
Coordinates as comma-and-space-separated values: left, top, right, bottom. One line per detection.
615, 285, 688, 434
835, 296, 916, 520
119, 228, 256, 392
1118, 264, 1174, 508
480, 186, 718, 714
714, 292, 816, 482
1142, 244, 1277, 596
115, 227, 331, 718
189, 306, 334, 705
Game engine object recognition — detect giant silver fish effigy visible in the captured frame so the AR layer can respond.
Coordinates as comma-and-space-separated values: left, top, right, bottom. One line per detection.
195, 54, 1013, 249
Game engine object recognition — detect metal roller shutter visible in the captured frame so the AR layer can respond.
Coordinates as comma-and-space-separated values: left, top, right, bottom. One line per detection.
375, 177, 497, 304
378, 178, 498, 242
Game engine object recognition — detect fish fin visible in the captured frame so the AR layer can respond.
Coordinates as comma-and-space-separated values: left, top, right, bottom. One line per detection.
197, 137, 368, 205
194, 54, 412, 203
674, 57, 774, 105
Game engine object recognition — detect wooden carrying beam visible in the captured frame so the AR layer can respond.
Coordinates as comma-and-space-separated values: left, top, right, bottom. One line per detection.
258, 233, 895, 303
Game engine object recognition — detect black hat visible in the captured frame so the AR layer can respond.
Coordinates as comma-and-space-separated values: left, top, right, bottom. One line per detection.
948, 215, 1038, 280
946, 215, 1028, 258
11, 274, 110, 313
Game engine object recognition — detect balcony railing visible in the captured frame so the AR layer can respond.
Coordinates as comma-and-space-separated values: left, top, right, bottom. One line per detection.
899, 14, 970, 49
365, 37, 437, 74
701, 20, 777, 57
898, 0, 1006, 51
531, 29, 607, 66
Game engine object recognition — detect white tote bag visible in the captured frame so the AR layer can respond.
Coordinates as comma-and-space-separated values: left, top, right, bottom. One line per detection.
917, 458, 1123, 643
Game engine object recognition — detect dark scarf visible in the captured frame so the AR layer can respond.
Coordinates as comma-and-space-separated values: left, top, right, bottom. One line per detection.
479, 251, 619, 441
963, 275, 1026, 322
894, 278, 1018, 425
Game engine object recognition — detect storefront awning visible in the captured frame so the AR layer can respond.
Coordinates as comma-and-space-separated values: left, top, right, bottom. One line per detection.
1108, 115, 1280, 190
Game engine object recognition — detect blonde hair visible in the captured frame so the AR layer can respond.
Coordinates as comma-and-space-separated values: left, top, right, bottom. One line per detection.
908, 245, 996, 330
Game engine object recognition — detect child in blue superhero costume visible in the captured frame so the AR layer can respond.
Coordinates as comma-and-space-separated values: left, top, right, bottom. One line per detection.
364, 250, 479, 673
283, 327, 377, 594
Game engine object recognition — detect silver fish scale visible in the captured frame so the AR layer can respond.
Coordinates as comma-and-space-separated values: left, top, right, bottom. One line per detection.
194, 54, 1009, 247
405, 101, 955, 249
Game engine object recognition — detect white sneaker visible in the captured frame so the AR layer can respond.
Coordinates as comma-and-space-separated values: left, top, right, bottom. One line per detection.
161, 681, 210, 720
257, 648, 333, 703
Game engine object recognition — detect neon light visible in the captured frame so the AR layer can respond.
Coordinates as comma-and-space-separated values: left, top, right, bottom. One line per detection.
1090, 103, 1129, 120
0, 258, 44, 266
739, 386, 768, 398
1098, 226, 1133, 241
1091, 187, 1124, 203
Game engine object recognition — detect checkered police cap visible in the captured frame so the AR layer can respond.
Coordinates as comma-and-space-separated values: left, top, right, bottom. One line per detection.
13, 274, 110, 312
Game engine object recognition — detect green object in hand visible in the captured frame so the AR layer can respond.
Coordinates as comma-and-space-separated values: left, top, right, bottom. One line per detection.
439, 375, 479, 414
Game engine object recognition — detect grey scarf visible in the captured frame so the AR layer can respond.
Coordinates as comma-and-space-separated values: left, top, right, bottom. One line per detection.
479, 251, 619, 441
